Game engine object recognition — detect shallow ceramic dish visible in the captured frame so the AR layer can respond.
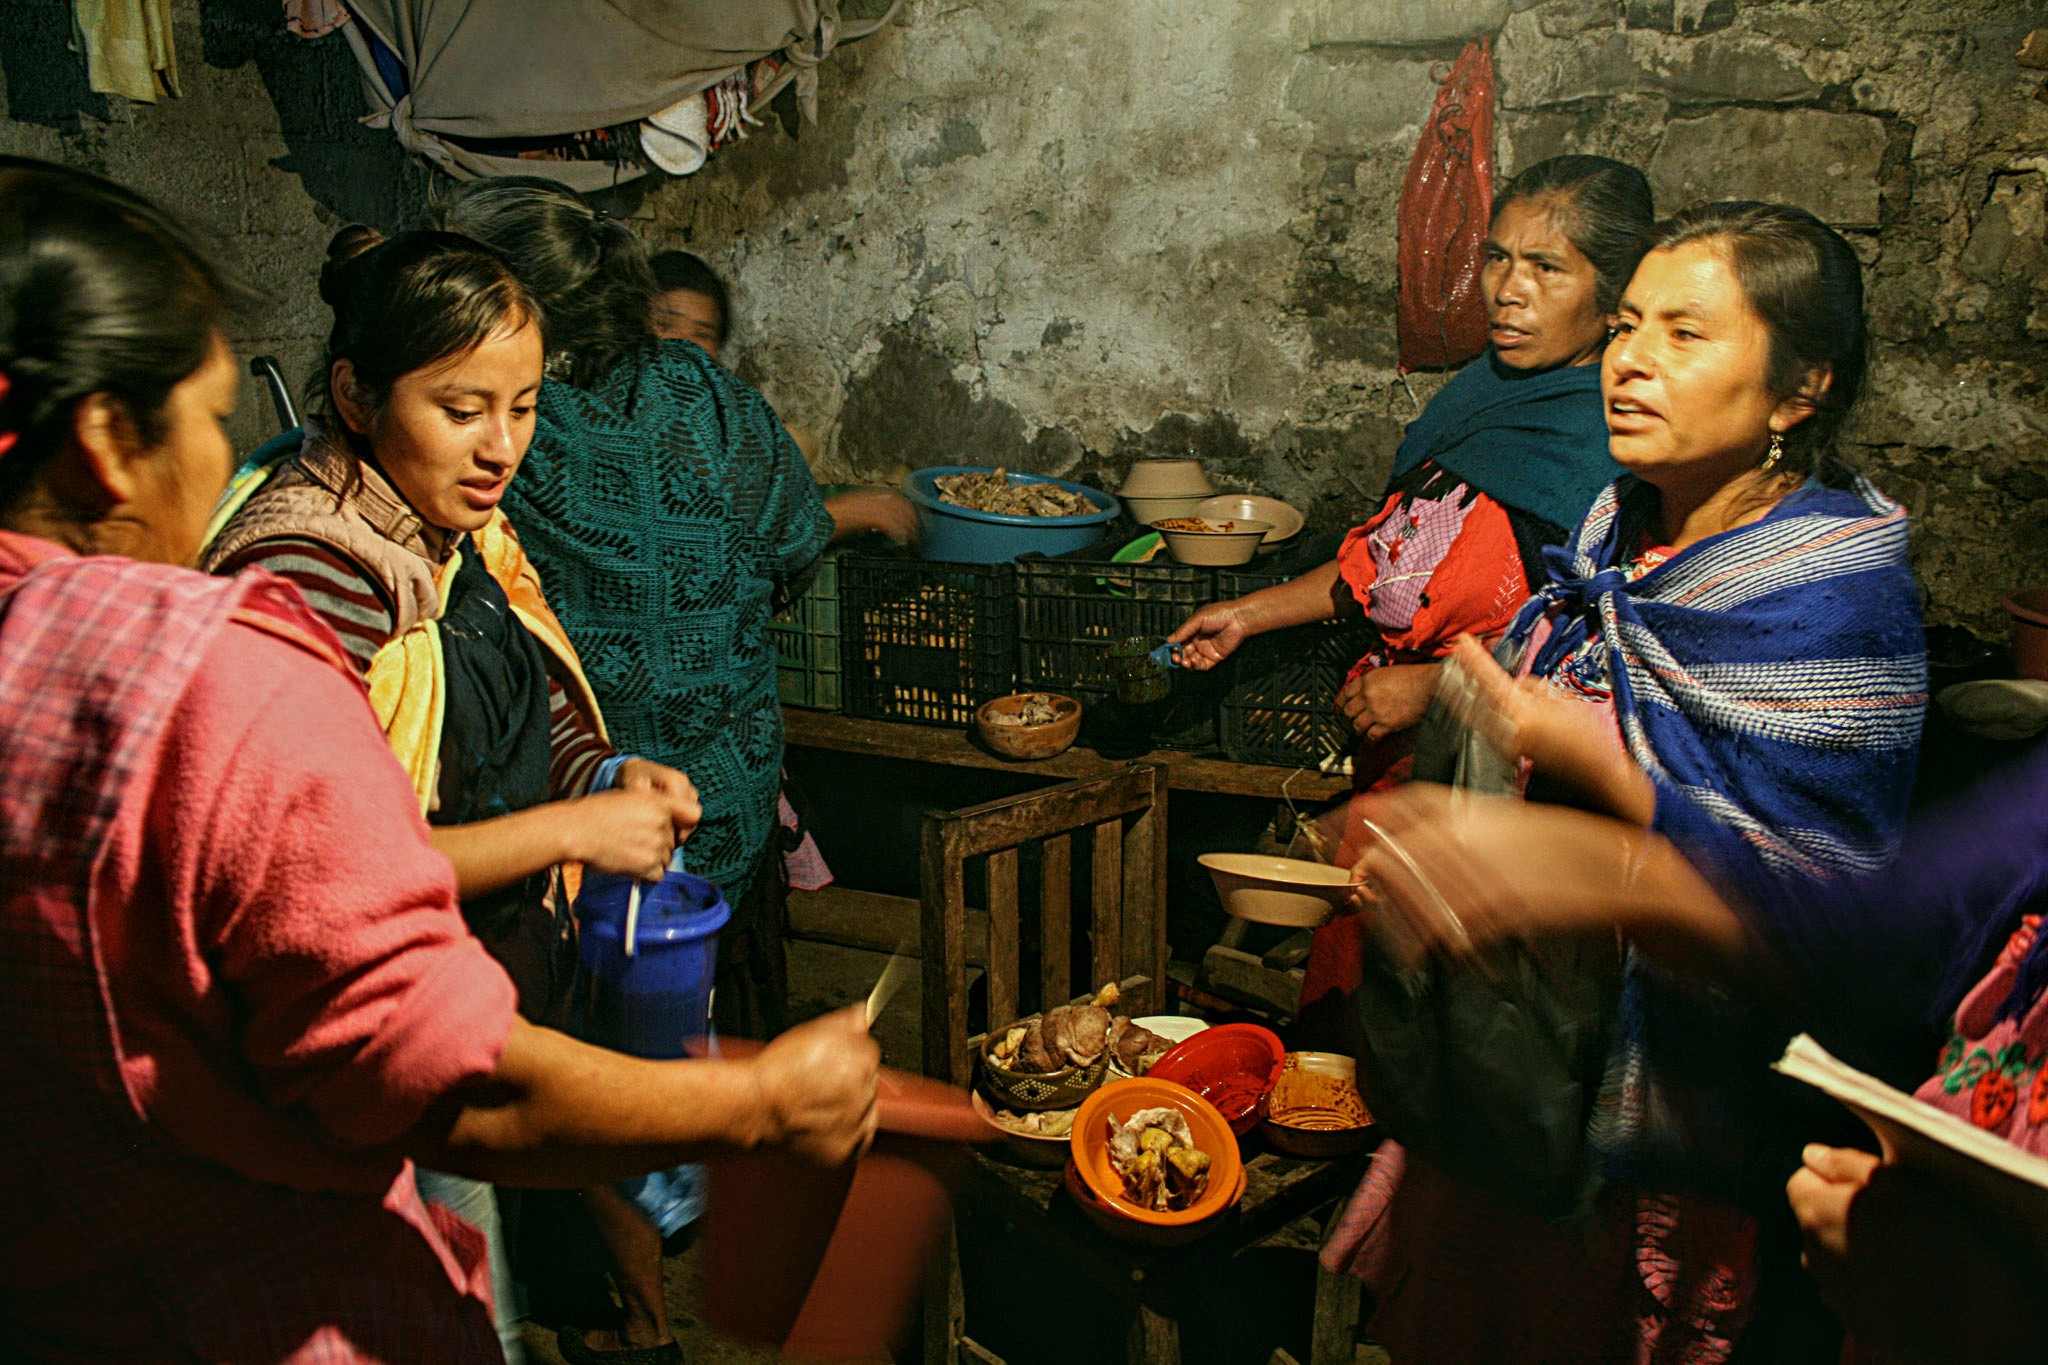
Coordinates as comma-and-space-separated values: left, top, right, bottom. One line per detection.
975, 691, 1082, 761
1192, 494, 1304, 547
1070, 1078, 1244, 1230
970, 1089, 1075, 1168
1151, 517, 1272, 568
1199, 852, 1358, 927
1145, 1023, 1287, 1136
1259, 1051, 1375, 1158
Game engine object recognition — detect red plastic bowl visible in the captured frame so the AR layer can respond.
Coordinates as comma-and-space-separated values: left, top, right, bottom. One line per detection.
1145, 1023, 1286, 1135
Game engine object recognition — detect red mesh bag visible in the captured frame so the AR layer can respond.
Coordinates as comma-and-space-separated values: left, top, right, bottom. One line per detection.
1397, 39, 1496, 372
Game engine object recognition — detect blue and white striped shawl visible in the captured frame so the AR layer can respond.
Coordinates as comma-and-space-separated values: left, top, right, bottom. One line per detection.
1506, 472, 1929, 1194
1511, 472, 1928, 898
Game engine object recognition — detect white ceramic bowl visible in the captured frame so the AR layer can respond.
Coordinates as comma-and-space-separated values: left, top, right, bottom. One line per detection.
1198, 853, 1357, 927
1151, 517, 1272, 567
1193, 494, 1304, 546
1119, 458, 1215, 499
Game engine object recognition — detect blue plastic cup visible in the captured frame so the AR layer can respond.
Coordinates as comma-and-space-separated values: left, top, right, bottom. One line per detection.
576, 869, 732, 1060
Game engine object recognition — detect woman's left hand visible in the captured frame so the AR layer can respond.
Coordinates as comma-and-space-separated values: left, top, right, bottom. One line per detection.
1440, 634, 1654, 824
614, 758, 702, 844
1788, 1144, 2047, 1364
1336, 662, 1438, 744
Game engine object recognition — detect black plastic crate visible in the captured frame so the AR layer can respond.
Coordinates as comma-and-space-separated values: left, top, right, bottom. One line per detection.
1214, 567, 1371, 767
839, 554, 1017, 727
1014, 555, 1224, 749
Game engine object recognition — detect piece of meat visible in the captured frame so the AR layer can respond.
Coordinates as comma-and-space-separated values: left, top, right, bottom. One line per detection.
1015, 1018, 1060, 1073
1111, 1021, 1166, 1074
1052, 1004, 1112, 1066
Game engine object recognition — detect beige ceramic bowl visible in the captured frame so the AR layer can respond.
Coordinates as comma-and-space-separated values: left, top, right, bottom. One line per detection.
1122, 493, 1214, 525
1119, 458, 1215, 499
1152, 517, 1272, 567
969, 1089, 1074, 1167
1198, 853, 1357, 927
975, 692, 1082, 760
1193, 494, 1304, 547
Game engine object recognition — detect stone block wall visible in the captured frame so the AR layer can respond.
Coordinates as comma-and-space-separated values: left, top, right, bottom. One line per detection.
651, 0, 2048, 643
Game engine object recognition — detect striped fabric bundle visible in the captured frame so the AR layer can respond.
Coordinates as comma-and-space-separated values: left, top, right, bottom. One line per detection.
1509, 472, 1929, 1191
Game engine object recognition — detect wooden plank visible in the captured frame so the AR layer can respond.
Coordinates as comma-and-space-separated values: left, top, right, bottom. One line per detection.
1040, 831, 1072, 1010
1118, 767, 1168, 1016
1198, 944, 1304, 1021
1091, 817, 1123, 993
938, 765, 1159, 862
986, 847, 1020, 1036
786, 884, 988, 962
922, 818, 973, 1087
783, 707, 1348, 802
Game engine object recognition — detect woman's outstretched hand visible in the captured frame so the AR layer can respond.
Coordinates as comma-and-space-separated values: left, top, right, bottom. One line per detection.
1168, 601, 1255, 670
748, 1006, 881, 1166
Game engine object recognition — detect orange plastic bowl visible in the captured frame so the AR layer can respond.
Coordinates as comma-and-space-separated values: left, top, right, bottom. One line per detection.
1145, 1023, 1286, 1135
1070, 1077, 1244, 1228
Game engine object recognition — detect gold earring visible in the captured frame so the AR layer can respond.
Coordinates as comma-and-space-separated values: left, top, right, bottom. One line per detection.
1761, 431, 1785, 472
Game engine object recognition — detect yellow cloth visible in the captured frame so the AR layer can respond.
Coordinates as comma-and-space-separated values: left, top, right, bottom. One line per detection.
366, 512, 607, 814
72, 0, 180, 103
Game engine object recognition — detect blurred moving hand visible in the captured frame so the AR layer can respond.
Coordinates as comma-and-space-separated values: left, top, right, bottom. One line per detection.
749, 1006, 882, 1166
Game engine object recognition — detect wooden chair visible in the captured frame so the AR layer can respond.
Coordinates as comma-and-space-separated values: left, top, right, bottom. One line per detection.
919, 763, 1169, 1086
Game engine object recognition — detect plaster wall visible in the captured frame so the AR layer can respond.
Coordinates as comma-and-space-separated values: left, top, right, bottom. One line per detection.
654, 0, 2048, 644
0, 0, 2042, 641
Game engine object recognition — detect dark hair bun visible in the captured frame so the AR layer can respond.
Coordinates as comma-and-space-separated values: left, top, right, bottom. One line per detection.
318, 225, 387, 308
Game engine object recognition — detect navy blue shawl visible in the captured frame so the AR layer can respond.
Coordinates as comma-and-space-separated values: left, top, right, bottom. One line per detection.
1391, 352, 1620, 532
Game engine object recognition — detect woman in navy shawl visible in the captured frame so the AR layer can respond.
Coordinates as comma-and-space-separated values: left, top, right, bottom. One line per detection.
1324, 203, 1928, 1364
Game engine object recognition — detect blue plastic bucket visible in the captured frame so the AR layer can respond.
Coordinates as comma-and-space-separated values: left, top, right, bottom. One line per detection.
576, 870, 732, 1060
904, 466, 1121, 563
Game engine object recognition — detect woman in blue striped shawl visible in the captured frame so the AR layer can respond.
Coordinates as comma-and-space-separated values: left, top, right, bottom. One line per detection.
1325, 203, 1928, 1364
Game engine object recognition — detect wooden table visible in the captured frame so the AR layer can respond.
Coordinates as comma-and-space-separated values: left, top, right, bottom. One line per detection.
783, 708, 1350, 804
944, 1145, 1370, 1364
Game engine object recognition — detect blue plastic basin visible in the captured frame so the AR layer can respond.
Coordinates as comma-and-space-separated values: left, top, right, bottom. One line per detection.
904, 466, 1121, 563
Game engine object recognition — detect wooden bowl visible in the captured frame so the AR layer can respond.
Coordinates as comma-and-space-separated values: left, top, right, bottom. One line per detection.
1070, 1078, 1244, 1230
975, 692, 1082, 761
